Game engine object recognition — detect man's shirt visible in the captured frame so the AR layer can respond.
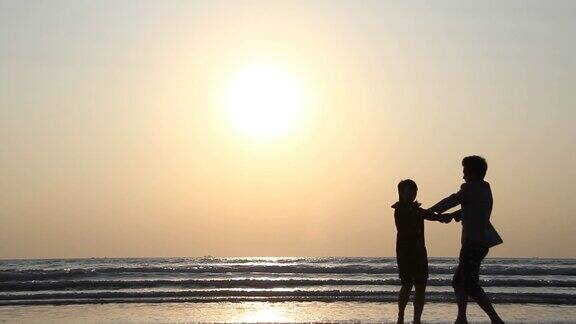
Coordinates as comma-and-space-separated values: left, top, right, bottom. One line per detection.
430, 180, 494, 246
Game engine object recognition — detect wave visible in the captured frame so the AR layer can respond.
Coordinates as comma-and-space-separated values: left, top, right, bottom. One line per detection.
1, 277, 575, 292
2, 265, 576, 281
1, 290, 574, 306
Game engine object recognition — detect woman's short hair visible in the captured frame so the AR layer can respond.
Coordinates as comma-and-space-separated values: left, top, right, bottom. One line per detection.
398, 179, 418, 192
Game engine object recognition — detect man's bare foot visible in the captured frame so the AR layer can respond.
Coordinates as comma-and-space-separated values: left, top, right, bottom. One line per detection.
455, 317, 468, 324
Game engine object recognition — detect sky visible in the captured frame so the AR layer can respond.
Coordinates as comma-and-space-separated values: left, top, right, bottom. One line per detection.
1, 0, 575, 259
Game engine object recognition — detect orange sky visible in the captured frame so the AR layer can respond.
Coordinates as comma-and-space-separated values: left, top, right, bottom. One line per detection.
1, 1, 575, 259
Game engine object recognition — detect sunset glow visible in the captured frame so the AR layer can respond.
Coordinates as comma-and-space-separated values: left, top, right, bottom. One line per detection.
0, 1, 574, 261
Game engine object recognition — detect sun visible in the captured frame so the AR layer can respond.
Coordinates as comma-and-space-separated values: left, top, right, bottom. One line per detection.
226, 64, 302, 138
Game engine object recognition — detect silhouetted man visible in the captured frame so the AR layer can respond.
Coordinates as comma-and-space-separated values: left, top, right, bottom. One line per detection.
429, 156, 504, 324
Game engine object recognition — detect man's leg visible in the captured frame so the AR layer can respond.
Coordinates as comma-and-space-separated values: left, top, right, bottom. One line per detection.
413, 283, 426, 324
455, 288, 469, 324
397, 283, 413, 324
469, 288, 504, 324
453, 264, 468, 324
466, 246, 504, 324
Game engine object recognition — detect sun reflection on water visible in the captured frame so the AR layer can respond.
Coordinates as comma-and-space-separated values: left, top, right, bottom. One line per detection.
237, 305, 290, 322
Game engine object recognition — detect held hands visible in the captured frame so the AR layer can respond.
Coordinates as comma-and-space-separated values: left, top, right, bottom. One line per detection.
437, 211, 462, 223
450, 211, 462, 222
438, 214, 453, 223
426, 208, 454, 223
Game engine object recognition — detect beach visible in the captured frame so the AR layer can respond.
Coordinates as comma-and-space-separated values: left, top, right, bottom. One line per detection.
1, 301, 576, 323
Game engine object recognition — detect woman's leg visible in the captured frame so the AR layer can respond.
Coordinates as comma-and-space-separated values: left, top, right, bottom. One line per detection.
398, 283, 413, 324
413, 283, 426, 324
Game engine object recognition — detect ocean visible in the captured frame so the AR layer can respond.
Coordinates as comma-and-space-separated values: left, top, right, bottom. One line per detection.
0, 257, 575, 323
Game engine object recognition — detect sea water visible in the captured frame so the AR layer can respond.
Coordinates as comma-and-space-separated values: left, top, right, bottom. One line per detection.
0, 257, 575, 322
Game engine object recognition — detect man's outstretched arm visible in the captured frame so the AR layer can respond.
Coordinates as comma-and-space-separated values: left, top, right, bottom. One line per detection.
428, 184, 466, 214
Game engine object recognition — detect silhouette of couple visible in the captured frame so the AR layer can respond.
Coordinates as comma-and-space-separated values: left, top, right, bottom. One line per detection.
392, 156, 504, 324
